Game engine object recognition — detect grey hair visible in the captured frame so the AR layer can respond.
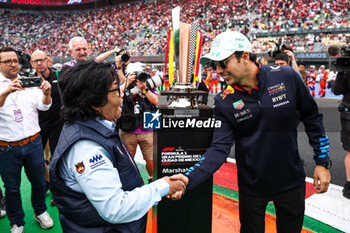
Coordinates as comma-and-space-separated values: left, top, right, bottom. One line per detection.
68, 36, 87, 50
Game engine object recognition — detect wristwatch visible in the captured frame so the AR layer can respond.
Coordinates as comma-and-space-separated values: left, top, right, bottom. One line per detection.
317, 161, 332, 169
142, 88, 149, 94
116, 67, 122, 70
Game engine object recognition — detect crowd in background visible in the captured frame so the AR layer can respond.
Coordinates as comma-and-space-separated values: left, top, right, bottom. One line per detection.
0, 0, 349, 58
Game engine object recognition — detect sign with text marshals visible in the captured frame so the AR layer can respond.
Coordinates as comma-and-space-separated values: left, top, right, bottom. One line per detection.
155, 106, 213, 233
143, 110, 161, 129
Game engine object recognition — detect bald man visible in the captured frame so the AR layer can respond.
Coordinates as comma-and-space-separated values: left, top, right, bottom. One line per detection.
31, 50, 63, 196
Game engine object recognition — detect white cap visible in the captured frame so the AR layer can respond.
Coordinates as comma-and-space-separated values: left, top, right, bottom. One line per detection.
320, 65, 325, 68
310, 65, 315, 69
200, 31, 252, 65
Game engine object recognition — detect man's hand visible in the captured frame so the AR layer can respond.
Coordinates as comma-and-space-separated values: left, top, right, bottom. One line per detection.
162, 176, 187, 200
39, 76, 52, 105
0, 78, 24, 107
283, 50, 295, 62
135, 79, 146, 90
4, 77, 23, 95
126, 73, 136, 85
313, 165, 331, 193
165, 174, 189, 200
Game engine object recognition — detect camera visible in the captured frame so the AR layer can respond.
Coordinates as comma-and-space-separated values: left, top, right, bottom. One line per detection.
133, 71, 164, 89
338, 103, 350, 113
20, 76, 42, 88
126, 72, 164, 96
328, 45, 350, 70
268, 39, 292, 59
135, 71, 149, 82
17, 51, 32, 69
145, 74, 163, 89
336, 46, 350, 70
116, 49, 130, 62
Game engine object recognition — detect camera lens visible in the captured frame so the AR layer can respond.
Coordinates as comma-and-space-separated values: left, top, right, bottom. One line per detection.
136, 72, 148, 82
121, 53, 130, 62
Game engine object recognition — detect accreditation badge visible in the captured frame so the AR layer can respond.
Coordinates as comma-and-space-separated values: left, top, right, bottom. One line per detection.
14, 109, 23, 122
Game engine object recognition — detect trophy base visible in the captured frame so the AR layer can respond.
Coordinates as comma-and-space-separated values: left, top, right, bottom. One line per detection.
160, 83, 209, 109
168, 83, 192, 108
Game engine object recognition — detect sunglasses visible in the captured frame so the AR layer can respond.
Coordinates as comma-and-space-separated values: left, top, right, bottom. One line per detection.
208, 55, 234, 70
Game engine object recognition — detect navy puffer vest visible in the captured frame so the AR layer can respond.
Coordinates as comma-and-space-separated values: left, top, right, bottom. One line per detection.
50, 120, 146, 233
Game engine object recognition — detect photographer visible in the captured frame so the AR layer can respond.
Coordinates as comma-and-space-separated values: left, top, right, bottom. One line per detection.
332, 69, 350, 199
120, 70, 159, 183
270, 41, 299, 72
274, 50, 299, 72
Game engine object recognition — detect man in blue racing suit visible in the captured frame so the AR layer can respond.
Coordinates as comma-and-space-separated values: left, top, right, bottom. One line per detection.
171, 31, 332, 233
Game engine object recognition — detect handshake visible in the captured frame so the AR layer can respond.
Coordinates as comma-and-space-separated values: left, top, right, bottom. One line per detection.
162, 174, 189, 200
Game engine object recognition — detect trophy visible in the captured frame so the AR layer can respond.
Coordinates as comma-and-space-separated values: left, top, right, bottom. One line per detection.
162, 6, 207, 108
154, 7, 213, 233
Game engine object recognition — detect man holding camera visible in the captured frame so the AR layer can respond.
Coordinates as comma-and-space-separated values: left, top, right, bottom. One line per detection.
96, 47, 130, 83
0, 47, 54, 233
120, 72, 159, 183
274, 49, 299, 72
332, 69, 350, 199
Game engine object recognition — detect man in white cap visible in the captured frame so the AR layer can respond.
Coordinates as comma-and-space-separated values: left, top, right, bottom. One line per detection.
170, 31, 331, 233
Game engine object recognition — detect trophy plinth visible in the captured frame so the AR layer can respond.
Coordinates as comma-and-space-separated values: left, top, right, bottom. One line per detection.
160, 83, 209, 109
168, 83, 193, 108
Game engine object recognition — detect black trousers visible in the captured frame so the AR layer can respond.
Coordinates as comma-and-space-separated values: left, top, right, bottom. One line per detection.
40, 125, 62, 160
239, 182, 305, 233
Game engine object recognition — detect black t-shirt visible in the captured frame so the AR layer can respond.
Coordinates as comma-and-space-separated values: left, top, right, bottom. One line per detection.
38, 68, 63, 131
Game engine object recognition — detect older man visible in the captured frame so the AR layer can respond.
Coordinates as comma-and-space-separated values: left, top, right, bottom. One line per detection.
61, 36, 127, 82
61, 36, 89, 70
0, 47, 54, 233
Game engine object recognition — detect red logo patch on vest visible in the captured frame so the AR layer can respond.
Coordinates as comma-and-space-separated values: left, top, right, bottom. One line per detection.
75, 162, 85, 174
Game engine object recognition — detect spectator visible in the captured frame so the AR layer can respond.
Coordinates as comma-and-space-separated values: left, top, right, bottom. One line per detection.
31, 49, 63, 206
0, 47, 54, 233
1, 0, 349, 57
